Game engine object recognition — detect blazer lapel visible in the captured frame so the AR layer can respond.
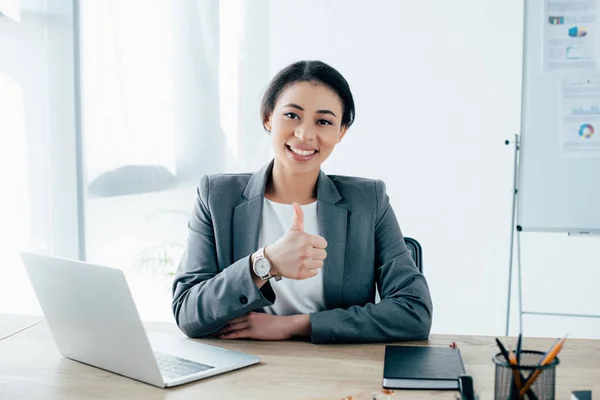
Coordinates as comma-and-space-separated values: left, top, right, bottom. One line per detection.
232, 161, 273, 262
233, 197, 263, 262
317, 172, 347, 310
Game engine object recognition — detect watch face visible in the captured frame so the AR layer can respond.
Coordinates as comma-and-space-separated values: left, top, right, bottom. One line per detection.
254, 257, 271, 277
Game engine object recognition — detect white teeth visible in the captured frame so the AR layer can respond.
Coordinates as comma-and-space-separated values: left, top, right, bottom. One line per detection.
290, 147, 316, 156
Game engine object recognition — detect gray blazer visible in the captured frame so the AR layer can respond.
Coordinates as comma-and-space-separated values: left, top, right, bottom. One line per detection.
172, 161, 433, 344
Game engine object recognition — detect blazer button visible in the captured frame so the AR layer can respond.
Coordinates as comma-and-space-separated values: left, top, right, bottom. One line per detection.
239, 295, 248, 305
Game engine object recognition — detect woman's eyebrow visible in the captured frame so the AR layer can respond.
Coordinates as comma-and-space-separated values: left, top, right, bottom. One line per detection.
283, 103, 304, 111
316, 109, 337, 117
283, 103, 337, 117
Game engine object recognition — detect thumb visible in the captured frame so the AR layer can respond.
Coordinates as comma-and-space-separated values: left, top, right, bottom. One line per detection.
290, 202, 304, 232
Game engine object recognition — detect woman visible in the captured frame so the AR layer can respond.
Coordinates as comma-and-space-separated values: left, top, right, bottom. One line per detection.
172, 60, 433, 344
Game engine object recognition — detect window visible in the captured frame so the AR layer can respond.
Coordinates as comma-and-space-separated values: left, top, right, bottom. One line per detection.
78, 0, 269, 321
0, 0, 78, 314
1, 0, 269, 320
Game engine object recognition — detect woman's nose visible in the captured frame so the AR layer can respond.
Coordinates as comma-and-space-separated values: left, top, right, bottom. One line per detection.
294, 124, 316, 142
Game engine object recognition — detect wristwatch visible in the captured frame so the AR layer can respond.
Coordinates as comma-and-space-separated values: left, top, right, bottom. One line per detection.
252, 247, 282, 281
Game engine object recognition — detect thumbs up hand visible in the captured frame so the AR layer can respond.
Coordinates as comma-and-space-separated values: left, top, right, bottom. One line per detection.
263, 202, 328, 280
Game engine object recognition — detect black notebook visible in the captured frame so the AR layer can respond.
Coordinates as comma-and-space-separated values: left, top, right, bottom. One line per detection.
382, 345, 466, 390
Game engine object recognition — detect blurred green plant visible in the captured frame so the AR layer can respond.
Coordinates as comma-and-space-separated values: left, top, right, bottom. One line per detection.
135, 208, 189, 277
136, 242, 184, 276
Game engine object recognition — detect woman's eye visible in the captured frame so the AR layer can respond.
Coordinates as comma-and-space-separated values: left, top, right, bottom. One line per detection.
285, 112, 299, 119
317, 119, 332, 125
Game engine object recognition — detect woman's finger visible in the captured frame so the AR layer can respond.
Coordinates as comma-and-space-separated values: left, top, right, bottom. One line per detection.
216, 321, 251, 336
220, 329, 251, 340
311, 248, 327, 260
305, 259, 324, 270
227, 314, 250, 325
309, 235, 328, 249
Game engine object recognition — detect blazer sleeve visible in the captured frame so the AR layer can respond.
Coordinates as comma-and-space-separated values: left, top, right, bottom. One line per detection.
171, 175, 275, 338
309, 180, 433, 344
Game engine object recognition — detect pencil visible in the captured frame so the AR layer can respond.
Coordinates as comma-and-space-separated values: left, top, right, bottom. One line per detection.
508, 347, 522, 397
519, 337, 566, 397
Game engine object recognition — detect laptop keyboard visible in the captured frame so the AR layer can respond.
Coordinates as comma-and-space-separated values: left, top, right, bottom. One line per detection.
155, 351, 215, 379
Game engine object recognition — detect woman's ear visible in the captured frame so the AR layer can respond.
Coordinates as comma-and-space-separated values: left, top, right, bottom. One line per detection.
337, 125, 348, 143
264, 116, 272, 133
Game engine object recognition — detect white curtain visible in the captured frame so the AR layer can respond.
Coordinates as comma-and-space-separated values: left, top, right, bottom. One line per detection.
79, 0, 272, 185
80, 0, 177, 182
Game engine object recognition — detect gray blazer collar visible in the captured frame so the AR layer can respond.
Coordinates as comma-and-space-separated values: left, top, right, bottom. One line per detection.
242, 159, 342, 204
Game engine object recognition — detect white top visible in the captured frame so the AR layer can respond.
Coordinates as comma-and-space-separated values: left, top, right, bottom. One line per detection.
259, 198, 326, 316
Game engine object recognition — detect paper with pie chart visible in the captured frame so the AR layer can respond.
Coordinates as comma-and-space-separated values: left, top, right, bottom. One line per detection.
544, 0, 600, 72
560, 76, 600, 157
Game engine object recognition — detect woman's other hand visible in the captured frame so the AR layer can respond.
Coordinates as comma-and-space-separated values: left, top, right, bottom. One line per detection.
217, 312, 310, 340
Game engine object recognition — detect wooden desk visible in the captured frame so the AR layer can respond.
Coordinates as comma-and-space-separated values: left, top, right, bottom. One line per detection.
0, 320, 598, 400
0, 313, 43, 341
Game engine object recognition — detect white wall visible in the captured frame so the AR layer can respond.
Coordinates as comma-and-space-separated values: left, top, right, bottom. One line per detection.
268, 0, 600, 338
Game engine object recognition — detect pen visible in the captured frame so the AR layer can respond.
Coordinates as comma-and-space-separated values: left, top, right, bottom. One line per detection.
519, 337, 566, 397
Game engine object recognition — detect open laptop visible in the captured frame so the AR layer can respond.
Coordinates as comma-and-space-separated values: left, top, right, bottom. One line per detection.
20, 252, 260, 388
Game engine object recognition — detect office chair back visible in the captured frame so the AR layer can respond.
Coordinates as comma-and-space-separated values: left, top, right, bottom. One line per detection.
404, 237, 423, 274
374, 237, 423, 304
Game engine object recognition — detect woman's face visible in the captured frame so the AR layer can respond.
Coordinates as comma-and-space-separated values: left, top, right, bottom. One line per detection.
265, 81, 347, 175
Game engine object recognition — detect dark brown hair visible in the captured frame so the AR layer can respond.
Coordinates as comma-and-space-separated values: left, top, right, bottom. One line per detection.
260, 60, 355, 130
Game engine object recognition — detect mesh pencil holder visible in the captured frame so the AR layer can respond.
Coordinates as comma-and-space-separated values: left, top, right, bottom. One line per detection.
492, 350, 559, 400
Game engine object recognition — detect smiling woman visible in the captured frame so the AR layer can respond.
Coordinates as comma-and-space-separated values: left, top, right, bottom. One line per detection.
171, 60, 433, 344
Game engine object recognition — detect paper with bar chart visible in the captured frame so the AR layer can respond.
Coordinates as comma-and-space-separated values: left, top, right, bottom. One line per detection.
544, 0, 599, 72
560, 76, 600, 157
